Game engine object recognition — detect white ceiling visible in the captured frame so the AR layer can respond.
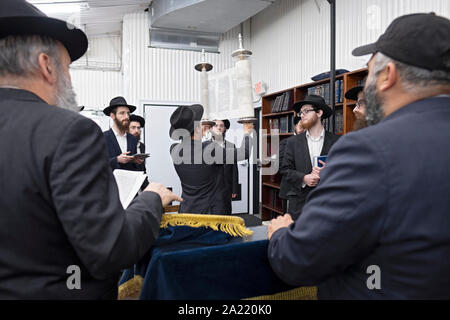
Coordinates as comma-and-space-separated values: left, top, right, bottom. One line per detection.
29, 0, 151, 37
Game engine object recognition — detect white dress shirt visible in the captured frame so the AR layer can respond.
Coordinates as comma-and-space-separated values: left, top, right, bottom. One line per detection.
306, 128, 325, 167
112, 127, 128, 153
302, 128, 325, 188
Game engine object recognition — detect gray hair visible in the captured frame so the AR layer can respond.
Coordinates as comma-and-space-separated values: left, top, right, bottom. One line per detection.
371, 52, 450, 93
0, 35, 61, 79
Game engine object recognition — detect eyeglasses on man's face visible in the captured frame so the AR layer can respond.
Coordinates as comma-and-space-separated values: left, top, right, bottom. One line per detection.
356, 99, 367, 108
299, 108, 316, 116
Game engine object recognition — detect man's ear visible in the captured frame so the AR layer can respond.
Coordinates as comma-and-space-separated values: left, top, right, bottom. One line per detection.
317, 109, 323, 119
379, 61, 397, 92
37, 53, 57, 85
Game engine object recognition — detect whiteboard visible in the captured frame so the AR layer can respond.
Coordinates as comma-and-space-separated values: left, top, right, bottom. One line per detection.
143, 104, 182, 203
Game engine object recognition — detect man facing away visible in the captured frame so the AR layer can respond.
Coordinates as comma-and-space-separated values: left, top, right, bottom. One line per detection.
0, 0, 181, 299
169, 105, 253, 214
268, 13, 450, 299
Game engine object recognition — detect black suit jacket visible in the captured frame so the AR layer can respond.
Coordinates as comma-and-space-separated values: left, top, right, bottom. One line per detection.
0, 88, 163, 299
171, 135, 251, 214
211, 140, 240, 215
280, 130, 340, 205
269, 96, 450, 299
278, 136, 294, 199
103, 128, 139, 171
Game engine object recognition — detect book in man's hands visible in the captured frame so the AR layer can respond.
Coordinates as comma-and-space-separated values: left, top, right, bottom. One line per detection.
131, 153, 150, 159
313, 155, 327, 168
113, 169, 148, 209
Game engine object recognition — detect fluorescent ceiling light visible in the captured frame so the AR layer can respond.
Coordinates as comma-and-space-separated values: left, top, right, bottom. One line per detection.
27, 1, 88, 15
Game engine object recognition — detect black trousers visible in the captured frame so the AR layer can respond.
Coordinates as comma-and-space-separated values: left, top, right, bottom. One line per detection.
287, 196, 306, 220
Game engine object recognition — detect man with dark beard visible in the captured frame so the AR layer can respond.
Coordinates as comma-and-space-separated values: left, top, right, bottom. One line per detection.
344, 80, 368, 130
103, 96, 144, 171
280, 95, 340, 219
0, 0, 181, 299
268, 13, 450, 299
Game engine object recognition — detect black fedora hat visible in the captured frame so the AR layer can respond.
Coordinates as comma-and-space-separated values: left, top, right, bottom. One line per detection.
169, 104, 204, 138
293, 94, 333, 119
103, 96, 136, 116
213, 119, 230, 130
344, 86, 364, 101
0, 0, 88, 62
352, 13, 450, 72
129, 114, 145, 128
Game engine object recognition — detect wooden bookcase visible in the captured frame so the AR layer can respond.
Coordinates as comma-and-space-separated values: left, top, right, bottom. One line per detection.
260, 68, 368, 221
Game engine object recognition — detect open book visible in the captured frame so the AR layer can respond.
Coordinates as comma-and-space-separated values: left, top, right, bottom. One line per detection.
113, 169, 148, 209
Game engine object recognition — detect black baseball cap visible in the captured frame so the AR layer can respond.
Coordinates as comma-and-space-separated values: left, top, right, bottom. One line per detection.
352, 13, 450, 71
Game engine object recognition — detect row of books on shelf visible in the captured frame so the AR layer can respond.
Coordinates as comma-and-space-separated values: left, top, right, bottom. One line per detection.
321, 108, 344, 133
270, 91, 293, 113
268, 114, 294, 133
307, 79, 344, 105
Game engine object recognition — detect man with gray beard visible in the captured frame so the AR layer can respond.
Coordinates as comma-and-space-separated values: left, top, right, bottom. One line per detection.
268, 13, 450, 299
0, 0, 181, 299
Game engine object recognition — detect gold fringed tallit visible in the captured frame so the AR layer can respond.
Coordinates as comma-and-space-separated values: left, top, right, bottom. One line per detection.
118, 275, 144, 300
161, 213, 253, 237
244, 286, 318, 300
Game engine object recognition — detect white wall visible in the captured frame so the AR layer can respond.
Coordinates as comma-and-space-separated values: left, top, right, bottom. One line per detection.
70, 0, 450, 106
121, 12, 251, 114
250, 0, 450, 94
70, 35, 123, 110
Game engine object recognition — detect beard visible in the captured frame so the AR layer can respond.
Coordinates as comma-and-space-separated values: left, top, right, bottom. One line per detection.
353, 109, 368, 130
300, 116, 316, 130
353, 118, 368, 130
114, 117, 129, 132
55, 68, 78, 113
364, 75, 385, 126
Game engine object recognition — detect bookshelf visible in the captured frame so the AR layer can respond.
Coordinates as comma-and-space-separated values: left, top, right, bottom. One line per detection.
260, 68, 368, 221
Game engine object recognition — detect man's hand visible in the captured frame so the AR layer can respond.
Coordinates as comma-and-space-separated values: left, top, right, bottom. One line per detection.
117, 151, 135, 164
243, 122, 254, 134
268, 214, 294, 240
232, 194, 237, 199
303, 173, 320, 187
311, 166, 324, 178
133, 157, 145, 165
144, 182, 183, 207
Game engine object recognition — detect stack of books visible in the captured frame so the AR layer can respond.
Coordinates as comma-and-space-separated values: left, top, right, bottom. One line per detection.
270, 91, 293, 113
306, 79, 344, 104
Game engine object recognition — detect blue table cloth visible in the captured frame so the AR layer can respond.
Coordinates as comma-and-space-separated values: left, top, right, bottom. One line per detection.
118, 225, 299, 300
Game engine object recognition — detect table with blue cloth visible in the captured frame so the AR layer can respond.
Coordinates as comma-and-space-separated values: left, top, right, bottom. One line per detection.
118, 215, 317, 300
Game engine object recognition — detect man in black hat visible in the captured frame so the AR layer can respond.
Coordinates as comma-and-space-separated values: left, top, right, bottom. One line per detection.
0, 0, 181, 299
268, 13, 450, 299
210, 119, 239, 214
278, 115, 305, 214
345, 80, 367, 130
280, 95, 340, 219
129, 114, 147, 170
169, 105, 254, 214
103, 96, 144, 171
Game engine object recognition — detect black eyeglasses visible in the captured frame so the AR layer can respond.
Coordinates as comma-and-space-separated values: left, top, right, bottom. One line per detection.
299, 109, 316, 116
356, 99, 367, 108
